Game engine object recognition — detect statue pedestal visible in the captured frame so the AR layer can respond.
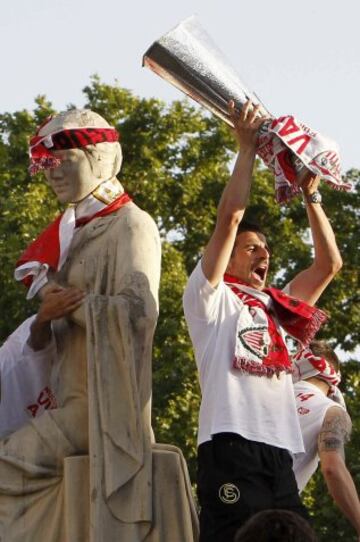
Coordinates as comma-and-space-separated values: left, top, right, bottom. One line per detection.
63, 447, 199, 542
149, 444, 199, 541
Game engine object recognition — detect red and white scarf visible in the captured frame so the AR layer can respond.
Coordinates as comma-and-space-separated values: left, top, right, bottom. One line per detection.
29, 122, 119, 175
16, 118, 127, 298
256, 116, 351, 203
224, 274, 327, 377
15, 188, 131, 298
292, 346, 344, 406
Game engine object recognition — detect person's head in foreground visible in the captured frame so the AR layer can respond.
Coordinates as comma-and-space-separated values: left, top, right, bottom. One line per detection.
234, 509, 318, 542
226, 221, 270, 291
308, 339, 340, 384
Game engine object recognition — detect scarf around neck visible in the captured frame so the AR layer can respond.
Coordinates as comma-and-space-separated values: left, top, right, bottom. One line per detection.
224, 274, 327, 378
15, 180, 131, 299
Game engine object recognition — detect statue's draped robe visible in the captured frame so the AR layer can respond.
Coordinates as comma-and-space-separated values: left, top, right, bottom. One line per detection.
0, 203, 164, 541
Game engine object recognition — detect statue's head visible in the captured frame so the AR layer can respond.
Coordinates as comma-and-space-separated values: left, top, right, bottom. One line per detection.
29, 109, 123, 203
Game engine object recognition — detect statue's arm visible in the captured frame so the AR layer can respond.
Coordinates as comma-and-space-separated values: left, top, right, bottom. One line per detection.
116, 208, 161, 315
69, 207, 161, 328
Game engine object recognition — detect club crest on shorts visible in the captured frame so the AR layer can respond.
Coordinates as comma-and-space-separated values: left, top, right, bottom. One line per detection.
218, 483, 240, 504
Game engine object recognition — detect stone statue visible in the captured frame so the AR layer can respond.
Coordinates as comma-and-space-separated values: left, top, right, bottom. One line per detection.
0, 110, 198, 542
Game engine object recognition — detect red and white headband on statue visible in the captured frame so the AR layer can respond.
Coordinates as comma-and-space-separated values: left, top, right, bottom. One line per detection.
29, 116, 120, 175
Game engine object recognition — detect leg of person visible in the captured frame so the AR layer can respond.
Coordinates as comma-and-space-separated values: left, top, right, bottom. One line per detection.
272, 448, 310, 521
197, 433, 276, 542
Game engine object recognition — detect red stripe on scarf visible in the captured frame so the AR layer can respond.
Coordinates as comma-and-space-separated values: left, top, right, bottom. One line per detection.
293, 347, 341, 387
264, 288, 327, 346
16, 193, 131, 288
224, 274, 292, 375
224, 274, 327, 347
75, 193, 131, 227
29, 127, 119, 175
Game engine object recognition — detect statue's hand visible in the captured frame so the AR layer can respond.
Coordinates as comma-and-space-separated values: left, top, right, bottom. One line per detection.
38, 282, 86, 327
30, 286, 85, 349
37, 286, 85, 323
38, 281, 63, 300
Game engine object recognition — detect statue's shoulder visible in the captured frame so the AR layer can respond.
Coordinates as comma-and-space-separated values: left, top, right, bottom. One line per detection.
113, 202, 159, 237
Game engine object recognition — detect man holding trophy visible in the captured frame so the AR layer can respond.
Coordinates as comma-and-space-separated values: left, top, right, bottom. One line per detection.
183, 99, 343, 541
143, 17, 346, 540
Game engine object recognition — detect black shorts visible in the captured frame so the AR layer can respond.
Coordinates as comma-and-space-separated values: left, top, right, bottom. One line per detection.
197, 433, 308, 542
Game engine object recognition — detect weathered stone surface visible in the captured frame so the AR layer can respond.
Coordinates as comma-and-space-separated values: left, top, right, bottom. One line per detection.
0, 110, 198, 541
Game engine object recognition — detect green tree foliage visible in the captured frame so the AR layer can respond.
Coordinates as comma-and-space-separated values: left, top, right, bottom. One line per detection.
0, 96, 59, 335
0, 77, 358, 536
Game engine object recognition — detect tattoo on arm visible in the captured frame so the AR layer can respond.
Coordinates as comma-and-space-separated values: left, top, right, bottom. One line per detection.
318, 409, 351, 459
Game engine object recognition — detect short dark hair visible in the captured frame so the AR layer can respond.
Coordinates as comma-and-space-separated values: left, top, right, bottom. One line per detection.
310, 340, 340, 372
231, 221, 268, 258
236, 220, 266, 238
234, 509, 318, 542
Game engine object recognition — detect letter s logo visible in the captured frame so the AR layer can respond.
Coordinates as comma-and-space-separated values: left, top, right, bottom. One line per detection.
218, 483, 240, 504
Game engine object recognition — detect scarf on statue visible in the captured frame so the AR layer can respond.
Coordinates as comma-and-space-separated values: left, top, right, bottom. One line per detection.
15, 178, 131, 299
224, 274, 327, 377
29, 124, 120, 175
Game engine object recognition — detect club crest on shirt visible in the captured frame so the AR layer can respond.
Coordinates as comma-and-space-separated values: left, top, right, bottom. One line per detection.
219, 483, 240, 504
237, 325, 270, 360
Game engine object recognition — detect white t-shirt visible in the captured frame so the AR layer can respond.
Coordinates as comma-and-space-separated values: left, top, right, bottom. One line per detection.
183, 260, 304, 453
0, 315, 57, 439
292, 380, 344, 492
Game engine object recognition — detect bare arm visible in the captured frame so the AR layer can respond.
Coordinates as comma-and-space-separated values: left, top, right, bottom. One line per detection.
202, 101, 266, 287
289, 173, 342, 305
30, 285, 85, 350
318, 406, 360, 538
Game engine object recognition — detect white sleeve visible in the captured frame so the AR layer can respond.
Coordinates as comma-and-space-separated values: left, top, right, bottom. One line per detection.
0, 316, 56, 438
0, 316, 55, 378
183, 259, 225, 322
0, 316, 36, 376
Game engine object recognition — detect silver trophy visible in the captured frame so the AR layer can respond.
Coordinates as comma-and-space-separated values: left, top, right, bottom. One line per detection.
143, 16, 271, 126
143, 17, 347, 190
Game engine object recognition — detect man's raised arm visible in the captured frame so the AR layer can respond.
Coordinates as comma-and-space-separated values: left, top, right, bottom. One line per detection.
288, 172, 342, 305
202, 100, 266, 287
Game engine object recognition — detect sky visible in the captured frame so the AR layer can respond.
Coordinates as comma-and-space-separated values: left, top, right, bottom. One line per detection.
1, 0, 359, 171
